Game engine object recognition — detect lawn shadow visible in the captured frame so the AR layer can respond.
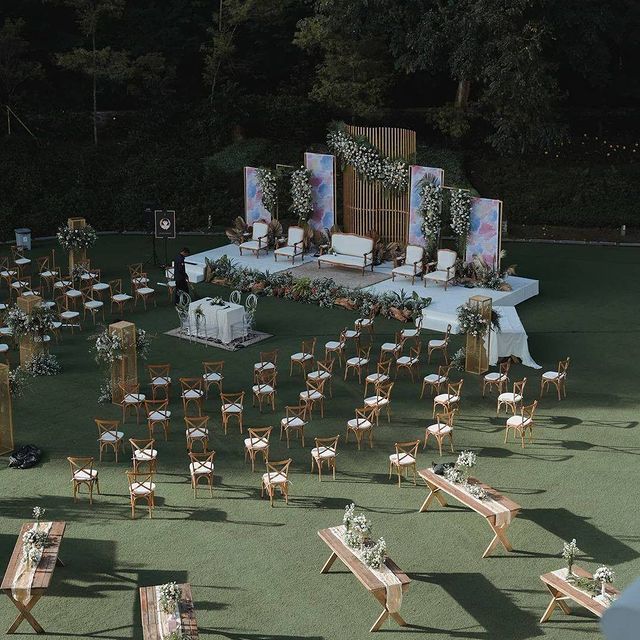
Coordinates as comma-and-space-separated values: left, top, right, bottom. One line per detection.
408, 572, 543, 639
522, 508, 640, 563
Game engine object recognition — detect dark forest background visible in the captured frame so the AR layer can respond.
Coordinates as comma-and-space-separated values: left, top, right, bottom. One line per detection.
1, 0, 639, 239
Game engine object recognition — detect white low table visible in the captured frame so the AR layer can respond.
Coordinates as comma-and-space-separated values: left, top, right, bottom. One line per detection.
490, 306, 540, 369
188, 298, 246, 344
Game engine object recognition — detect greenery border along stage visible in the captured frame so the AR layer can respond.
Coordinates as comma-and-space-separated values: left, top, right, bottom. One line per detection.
204, 255, 430, 322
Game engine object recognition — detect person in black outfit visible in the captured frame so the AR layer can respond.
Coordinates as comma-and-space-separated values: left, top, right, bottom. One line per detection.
174, 247, 191, 304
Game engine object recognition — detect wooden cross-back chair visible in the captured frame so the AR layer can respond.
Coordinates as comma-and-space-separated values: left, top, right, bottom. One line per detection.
202, 360, 224, 397
388, 440, 420, 487
325, 329, 347, 367
144, 399, 171, 441
68, 456, 99, 504
119, 381, 146, 424
307, 358, 334, 398
396, 342, 421, 382
505, 400, 538, 448
109, 279, 133, 315
146, 363, 171, 400
280, 404, 308, 448
129, 437, 158, 473
344, 345, 371, 383
497, 378, 526, 415
221, 391, 244, 433
261, 458, 292, 506
185, 415, 210, 451
252, 369, 277, 413
421, 364, 452, 398
254, 350, 278, 383
364, 380, 394, 424
311, 435, 339, 481
346, 405, 377, 450
95, 418, 124, 462
364, 359, 392, 397
299, 376, 326, 419
189, 450, 215, 497
180, 377, 205, 415
540, 357, 570, 400
483, 361, 511, 397
428, 324, 451, 363
244, 426, 272, 471
290, 338, 316, 377
424, 409, 456, 456
126, 470, 156, 518
433, 380, 463, 418
81, 283, 105, 324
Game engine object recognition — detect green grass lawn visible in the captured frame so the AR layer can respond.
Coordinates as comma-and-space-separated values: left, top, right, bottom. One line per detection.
0, 235, 638, 640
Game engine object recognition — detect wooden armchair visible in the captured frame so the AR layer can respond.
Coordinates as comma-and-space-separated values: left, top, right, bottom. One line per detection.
424, 248, 457, 291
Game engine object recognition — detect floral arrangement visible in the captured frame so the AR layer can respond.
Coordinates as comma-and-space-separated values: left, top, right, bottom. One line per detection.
56, 223, 98, 251
290, 167, 314, 222
93, 328, 151, 366
22, 526, 49, 565
594, 565, 615, 585
461, 251, 515, 291
327, 121, 409, 192
457, 303, 489, 338
449, 189, 472, 240
417, 179, 443, 245
562, 538, 580, 576
8, 366, 30, 397
25, 353, 62, 377
208, 297, 226, 307
97, 377, 112, 404
444, 451, 487, 499
204, 256, 431, 322
158, 581, 182, 614
5, 304, 56, 340
33, 506, 46, 521
256, 167, 278, 214
450, 348, 466, 372
342, 504, 387, 569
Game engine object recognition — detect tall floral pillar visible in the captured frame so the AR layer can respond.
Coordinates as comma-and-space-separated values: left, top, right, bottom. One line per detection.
464, 295, 492, 375
109, 321, 137, 405
17, 295, 43, 365
67, 217, 87, 274
0, 363, 14, 455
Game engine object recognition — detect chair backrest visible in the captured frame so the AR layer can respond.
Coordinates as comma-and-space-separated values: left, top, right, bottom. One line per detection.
377, 360, 392, 376
119, 381, 140, 397
132, 273, 149, 291
144, 399, 168, 415
230, 290, 241, 304
436, 409, 456, 428
221, 391, 244, 408
256, 368, 277, 388
301, 338, 316, 356
37, 256, 50, 272
189, 450, 215, 466
443, 324, 452, 343
248, 426, 272, 446
408, 343, 421, 359
245, 293, 258, 312
128, 263, 143, 278
284, 404, 308, 423
447, 380, 464, 397
376, 380, 394, 399
95, 418, 120, 437
558, 357, 570, 377
355, 405, 377, 424
109, 279, 123, 295
499, 361, 511, 377
288, 226, 305, 245
266, 458, 292, 479
315, 434, 339, 453
203, 360, 224, 376
394, 440, 420, 459
81, 283, 96, 301
331, 233, 374, 258
259, 350, 278, 365
184, 415, 209, 431
405, 245, 424, 265
252, 221, 269, 239
147, 363, 170, 381
438, 364, 452, 378
306, 376, 326, 395
357, 345, 371, 361
126, 470, 154, 492
513, 378, 527, 397
129, 437, 154, 455
522, 400, 538, 421
68, 456, 94, 478
177, 291, 192, 307
316, 358, 334, 375
180, 377, 203, 393
436, 249, 457, 270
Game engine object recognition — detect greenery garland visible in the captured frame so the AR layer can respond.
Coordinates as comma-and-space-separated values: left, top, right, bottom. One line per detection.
289, 167, 314, 222
326, 121, 409, 192
5, 305, 57, 340
256, 167, 278, 215
417, 178, 443, 246
449, 188, 472, 239
56, 223, 98, 251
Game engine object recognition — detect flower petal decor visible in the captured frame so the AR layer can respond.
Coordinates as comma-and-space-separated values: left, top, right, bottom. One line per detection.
326, 121, 409, 192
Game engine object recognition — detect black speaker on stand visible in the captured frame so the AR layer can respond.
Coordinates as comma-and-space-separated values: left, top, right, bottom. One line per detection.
142, 202, 160, 267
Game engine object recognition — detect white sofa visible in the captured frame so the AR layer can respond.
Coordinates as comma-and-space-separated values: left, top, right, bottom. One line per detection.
317, 233, 374, 275
274, 226, 305, 263
424, 249, 457, 291
239, 221, 269, 257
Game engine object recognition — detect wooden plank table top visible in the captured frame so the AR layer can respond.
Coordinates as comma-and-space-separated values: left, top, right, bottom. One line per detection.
540, 565, 620, 622
139, 582, 199, 640
1, 521, 66, 634
318, 527, 410, 632
417, 469, 521, 558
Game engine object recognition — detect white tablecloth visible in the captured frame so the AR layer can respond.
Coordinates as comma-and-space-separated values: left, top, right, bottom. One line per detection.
490, 306, 540, 369
188, 298, 246, 344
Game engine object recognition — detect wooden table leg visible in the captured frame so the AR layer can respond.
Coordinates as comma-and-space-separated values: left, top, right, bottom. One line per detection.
390, 611, 407, 627
55, 556, 65, 567
540, 585, 572, 622
320, 552, 338, 574
482, 521, 513, 558
370, 609, 389, 632
419, 482, 448, 512
6, 594, 44, 634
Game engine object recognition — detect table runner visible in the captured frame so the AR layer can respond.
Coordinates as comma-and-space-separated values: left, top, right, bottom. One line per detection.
439, 476, 513, 526
11, 521, 53, 604
329, 526, 402, 613
551, 568, 613, 607
154, 586, 182, 639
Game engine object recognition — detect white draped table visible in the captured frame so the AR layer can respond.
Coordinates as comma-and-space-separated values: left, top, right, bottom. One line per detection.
188, 298, 246, 344
490, 306, 541, 369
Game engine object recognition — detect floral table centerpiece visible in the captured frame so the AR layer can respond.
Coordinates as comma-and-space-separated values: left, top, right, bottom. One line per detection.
342, 503, 387, 569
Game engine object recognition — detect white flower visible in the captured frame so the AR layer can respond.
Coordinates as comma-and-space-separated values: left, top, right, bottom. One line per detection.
32, 506, 46, 521
561, 538, 579, 562
450, 189, 472, 239
593, 566, 615, 583
158, 581, 182, 614
456, 450, 477, 468
361, 537, 387, 569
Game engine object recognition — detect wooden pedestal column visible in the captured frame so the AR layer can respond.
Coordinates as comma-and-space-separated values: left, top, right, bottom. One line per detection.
110, 320, 137, 405
465, 295, 492, 375
67, 217, 87, 275
16, 295, 43, 366
0, 363, 14, 455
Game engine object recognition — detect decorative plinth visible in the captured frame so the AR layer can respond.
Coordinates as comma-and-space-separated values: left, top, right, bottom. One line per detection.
16, 295, 43, 366
0, 363, 13, 455
109, 321, 137, 404
67, 217, 87, 274
465, 295, 492, 375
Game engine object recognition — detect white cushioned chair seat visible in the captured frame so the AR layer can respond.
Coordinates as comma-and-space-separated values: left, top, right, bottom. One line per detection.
253, 362, 275, 371
318, 253, 367, 268
132, 277, 149, 285
397, 356, 418, 366
133, 449, 157, 461
14, 257, 30, 265
244, 437, 269, 450
498, 393, 522, 403
434, 393, 459, 404
484, 372, 506, 381
312, 446, 335, 459
149, 410, 170, 421
281, 417, 305, 428
124, 393, 145, 403
366, 373, 388, 384
330, 233, 374, 258
92, 282, 110, 291
347, 357, 368, 366
40, 270, 55, 278
190, 461, 214, 474
344, 329, 360, 339
389, 453, 415, 466
112, 293, 132, 302
392, 263, 420, 277
542, 371, 563, 380
274, 245, 299, 257
84, 300, 103, 309
325, 340, 343, 350
0, 344, 9, 353
364, 396, 388, 406
506, 416, 532, 427
428, 339, 446, 348
291, 352, 313, 361
425, 271, 452, 283
151, 376, 171, 385
65, 288, 82, 297
252, 384, 274, 394
136, 287, 154, 295
307, 370, 330, 381
60, 311, 79, 320
348, 418, 372, 430
263, 472, 287, 485
424, 374, 446, 384
203, 372, 223, 382
355, 318, 372, 326
73, 469, 98, 481
239, 239, 264, 252
99, 430, 123, 442
186, 428, 208, 438
427, 423, 452, 435
131, 482, 155, 495
300, 390, 322, 401
381, 342, 401, 351
222, 403, 242, 413
182, 390, 203, 399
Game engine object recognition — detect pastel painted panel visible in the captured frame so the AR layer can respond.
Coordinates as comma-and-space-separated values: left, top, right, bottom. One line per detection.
408, 165, 444, 246
304, 152, 336, 231
465, 197, 502, 267
244, 166, 271, 225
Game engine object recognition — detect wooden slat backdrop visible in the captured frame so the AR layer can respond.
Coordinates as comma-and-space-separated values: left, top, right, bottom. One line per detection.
343, 126, 416, 245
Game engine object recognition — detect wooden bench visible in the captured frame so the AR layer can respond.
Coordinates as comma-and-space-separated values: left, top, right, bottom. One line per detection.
318, 527, 410, 632
139, 582, 198, 640
418, 469, 521, 558
540, 565, 620, 623
1, 521, 66, 634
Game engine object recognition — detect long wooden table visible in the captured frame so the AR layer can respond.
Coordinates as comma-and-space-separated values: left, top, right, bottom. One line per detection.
1, 521, 66, 634
417, 469, 521, 558
540, 565, 620, 623
318, 527, 411, 632
140, 582, 199, 640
